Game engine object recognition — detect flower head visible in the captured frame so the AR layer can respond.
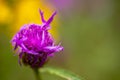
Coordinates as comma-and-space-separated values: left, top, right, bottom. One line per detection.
11, 9, 63, 68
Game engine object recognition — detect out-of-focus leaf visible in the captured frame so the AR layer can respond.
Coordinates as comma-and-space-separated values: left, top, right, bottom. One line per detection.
40, 67, 81, 80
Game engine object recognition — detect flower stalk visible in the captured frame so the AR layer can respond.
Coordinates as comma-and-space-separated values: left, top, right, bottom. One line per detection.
33, 68, 41, 80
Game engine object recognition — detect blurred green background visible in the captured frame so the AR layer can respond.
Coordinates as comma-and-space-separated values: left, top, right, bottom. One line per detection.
0, 0, 120, 80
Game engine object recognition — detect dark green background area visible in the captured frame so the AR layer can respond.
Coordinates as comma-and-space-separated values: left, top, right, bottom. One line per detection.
0, 0, 120, 80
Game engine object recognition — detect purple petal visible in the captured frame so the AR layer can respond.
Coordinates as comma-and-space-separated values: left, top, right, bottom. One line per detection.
39, 9, 46, 23
46, 11, 57, 25
18, 52, 24, 66
14, 43, 18, 50
41, 31, 45, 45
42, 11, 57, 29
43, 45, 63, 54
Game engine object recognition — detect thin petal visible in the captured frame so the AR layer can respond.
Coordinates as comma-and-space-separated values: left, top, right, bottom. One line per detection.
43, 45, 63, 54
39, 9, 46, 23
47, 11, 57, 25
43, 11, 57, 29
27, 50, 39, 55
14, 43, 18, 50
18, 52, 23, 66
41, 31, 45, 45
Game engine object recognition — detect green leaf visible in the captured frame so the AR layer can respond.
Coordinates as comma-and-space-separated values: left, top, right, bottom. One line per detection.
39, 67, 81, 80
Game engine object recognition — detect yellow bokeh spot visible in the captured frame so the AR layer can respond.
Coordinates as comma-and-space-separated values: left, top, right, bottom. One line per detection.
13, 0, 59, 40
0, 1, 12, 23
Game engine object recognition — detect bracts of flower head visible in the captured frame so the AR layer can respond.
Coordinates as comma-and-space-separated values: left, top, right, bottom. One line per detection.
11, 9, 63, 68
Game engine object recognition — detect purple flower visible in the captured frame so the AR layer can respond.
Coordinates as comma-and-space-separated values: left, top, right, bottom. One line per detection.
11, 9, 63, 68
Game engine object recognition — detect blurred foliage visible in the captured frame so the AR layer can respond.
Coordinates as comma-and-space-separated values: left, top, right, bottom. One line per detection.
40, 67, 81, 80
0, 0, 120, 80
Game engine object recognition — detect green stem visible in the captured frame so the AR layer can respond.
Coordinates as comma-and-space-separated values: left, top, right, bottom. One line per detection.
33, 68, 41, 80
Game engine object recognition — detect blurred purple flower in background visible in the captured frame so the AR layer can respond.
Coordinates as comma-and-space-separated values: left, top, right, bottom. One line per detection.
11, 9, 63, 68
48, 0, 78, 18
49, 0, 74, 11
